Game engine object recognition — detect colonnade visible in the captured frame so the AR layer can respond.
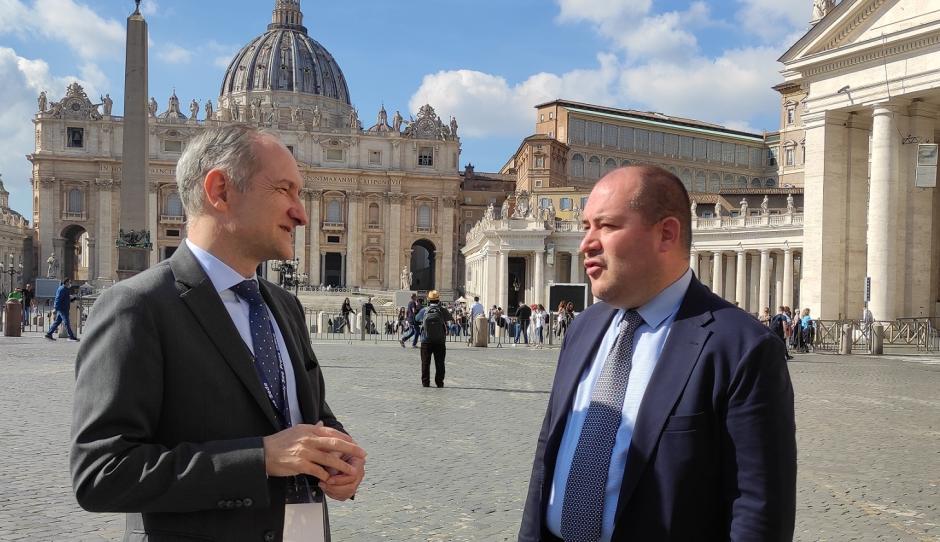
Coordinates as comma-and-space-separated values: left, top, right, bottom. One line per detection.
690, 247, 801, 314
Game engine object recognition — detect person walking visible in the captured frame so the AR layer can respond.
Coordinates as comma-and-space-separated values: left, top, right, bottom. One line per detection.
414, 290, 453, 388
514, 301, 532, 345
21, 283, 34, 326
362, 296, 377, 335
400, 294, 421, 348
45, 278, 79, 341
395, 307, 406, 334
533, 304, 547, 349
770, 306, 793, 360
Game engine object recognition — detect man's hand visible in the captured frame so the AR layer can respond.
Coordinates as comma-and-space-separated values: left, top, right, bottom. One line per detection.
321, 453, 365, 501
262, 423, 366, 482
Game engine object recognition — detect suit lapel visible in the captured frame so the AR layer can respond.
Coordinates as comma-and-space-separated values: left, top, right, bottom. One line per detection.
259, 281, 318, 424
614, 279, 714, 518
170, 245, 281, 430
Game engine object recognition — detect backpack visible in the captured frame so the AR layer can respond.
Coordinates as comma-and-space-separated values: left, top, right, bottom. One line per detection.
423, 305, 446, 344
770, 314, 785, 336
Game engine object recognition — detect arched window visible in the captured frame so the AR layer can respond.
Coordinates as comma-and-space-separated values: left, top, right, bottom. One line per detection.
694, 171, 707, 193
368, 202, 380, 225
580, 196, 588, 209
722, 174, 734, 189
571, 154, 584, 177
765, 178, 776, 188
681, 169, 692, 190
165, 192, 183, 217
367, 257, 379, 279
587, 156, 601, 179
326, 200, 342, 223
560, 198, 572, 210
604, 158, 617, 175
737, 176, 748, 188
67, 189, 82, 214
751, 178, 762, 187
540, 198, 551, 209
417, 204, 431, 228
709, 173, 720, 192
621, 159, 631, 167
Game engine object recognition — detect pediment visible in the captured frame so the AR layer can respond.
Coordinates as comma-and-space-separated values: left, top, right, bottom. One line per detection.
780, 0, 938, 64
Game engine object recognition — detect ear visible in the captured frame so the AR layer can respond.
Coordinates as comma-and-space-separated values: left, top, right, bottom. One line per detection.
203, 168, 230, 211
659, 216, 682, 252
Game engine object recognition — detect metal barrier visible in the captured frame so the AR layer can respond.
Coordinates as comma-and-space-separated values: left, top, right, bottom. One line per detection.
796, 317, 940, 354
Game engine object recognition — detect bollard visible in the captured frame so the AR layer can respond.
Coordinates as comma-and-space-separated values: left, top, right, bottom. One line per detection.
472, 315, 488, 347
3, 300, 22, 337
871, 324, 884, 355
839, 323, 853, 355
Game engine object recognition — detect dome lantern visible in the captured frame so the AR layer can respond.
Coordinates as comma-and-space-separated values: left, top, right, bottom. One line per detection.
270, 0, 305, 32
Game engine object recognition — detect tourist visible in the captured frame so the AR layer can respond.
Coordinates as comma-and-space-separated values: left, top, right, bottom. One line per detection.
533, 304, 547, 348
340, 297, 355, 333
45, 278, 78, 342
399, 293, 421, 348
413, 290, 453, 387
514, 300, 532, 345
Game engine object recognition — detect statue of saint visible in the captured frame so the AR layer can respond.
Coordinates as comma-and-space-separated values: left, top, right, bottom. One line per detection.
544, 200, 556, 225
690, 200, 697, 215
812, 0, 834, 21
400, 267, 410, 290
572, 205, 583, 225
292, 107, 303, 124
392, 110, 403, 132
204, 99, 213, 120
450, 116, 458, 137
189, 99, 199, 121
101, 94, 113, 116
46, 252, 57, 278
484, 203, 495, 221
349, 108, 359, 130
714, 202, 721, 217
500, 198, 510, 220
230, 101, 239, 121
760, 195, 769, 215
311, 105, 322, 127
786, 193, 795, 214
38, 91, 47, 113
148, 96, 158, 117
740, 198, 749, 217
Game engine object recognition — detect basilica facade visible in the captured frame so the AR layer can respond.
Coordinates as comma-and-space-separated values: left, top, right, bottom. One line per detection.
28, 0, 462, 294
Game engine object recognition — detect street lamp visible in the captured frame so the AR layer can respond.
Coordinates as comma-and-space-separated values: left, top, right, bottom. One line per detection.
1, 254, 22, 294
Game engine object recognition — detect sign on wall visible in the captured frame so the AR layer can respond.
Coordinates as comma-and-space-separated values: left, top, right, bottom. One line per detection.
915, 143, 938, 188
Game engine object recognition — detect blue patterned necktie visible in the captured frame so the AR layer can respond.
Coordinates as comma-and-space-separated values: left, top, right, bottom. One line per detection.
561, 309, 644, 542
230, 279, 286, 424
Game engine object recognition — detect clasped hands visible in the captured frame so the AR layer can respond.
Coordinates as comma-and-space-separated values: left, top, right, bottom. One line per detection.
262, 422, 366, 501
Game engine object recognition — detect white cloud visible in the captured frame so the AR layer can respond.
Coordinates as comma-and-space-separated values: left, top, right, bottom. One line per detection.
0, 0, 124, 61
736, 0, 813, 42
0, 47, 103, 216
157, 43, 193, 64
409, 54, 619, 139
139, 0, 158, 16
556, 0, 652, 24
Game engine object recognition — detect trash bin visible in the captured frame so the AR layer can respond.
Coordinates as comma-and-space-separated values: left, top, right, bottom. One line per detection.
472, 315, 488, 347
3, 300, 22, 337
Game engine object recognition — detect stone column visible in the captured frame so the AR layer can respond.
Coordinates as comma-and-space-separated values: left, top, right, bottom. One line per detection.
346, 191, 361, 287
774, 253, 784, 310
711, 251, 723, 297
386, 192, 402, 289
759, 248, 771, 312
95, 179, 114, 281
724, 254, 735, 302
147, 184, 158, 265
37, 178, 56, 274
735, 249, 747, 307
845, 113, 873, 320
903, 101, 937, 316
308, 191, 321, 286
498, 249, 508, 309
689, 249, 699, 278
295, 190, 309, 277
782, 248, 794, 308
569, 251, 581, 284
440, 196, 455, 291
534, 249, 545, 306
748, 254, 760, 313
868, 104, 900, 321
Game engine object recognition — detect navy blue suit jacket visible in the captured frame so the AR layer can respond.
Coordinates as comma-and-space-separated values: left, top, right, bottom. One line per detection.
519, 277, 796, 541
53, 284, 72, 312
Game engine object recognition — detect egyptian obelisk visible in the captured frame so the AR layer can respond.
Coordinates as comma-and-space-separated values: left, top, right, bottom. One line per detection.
117, 0, 150, 279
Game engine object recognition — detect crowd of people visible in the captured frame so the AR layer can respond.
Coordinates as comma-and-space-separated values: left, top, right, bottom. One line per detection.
762, 305, 817, 356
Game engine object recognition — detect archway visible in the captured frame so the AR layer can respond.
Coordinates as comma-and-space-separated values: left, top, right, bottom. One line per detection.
410, 239, 436, 290
61, 224, 89, 282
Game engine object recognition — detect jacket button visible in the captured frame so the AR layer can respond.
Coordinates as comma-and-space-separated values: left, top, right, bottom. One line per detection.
226, 500, 235, 509
263, 531, 276, 542
217, 500, 226, 509
234, 499, 243, 508
243, 498, 253, 507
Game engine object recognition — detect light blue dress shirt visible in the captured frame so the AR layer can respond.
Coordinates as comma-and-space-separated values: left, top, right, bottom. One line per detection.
546, 268, 693, 541
186, 239, 303, 427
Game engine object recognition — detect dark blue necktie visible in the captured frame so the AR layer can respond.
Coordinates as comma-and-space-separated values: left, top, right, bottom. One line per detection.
561, 310, 644, 542
230, 280, 285, 422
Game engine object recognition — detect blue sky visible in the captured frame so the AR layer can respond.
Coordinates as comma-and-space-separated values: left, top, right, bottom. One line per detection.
0, 0, 813, 216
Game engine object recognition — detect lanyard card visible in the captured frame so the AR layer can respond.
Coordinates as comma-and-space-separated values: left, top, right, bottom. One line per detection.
284, 501, 326, 542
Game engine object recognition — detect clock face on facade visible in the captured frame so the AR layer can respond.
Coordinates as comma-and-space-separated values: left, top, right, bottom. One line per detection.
70, 102, 81, 111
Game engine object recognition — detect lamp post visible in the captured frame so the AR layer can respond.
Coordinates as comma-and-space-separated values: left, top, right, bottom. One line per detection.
2, 254, 22, 295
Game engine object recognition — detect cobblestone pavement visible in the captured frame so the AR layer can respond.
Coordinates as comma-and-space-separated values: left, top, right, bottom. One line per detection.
1, 335, 938, 541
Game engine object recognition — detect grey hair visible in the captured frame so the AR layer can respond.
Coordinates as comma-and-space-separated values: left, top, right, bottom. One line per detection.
175, 124, 273, 217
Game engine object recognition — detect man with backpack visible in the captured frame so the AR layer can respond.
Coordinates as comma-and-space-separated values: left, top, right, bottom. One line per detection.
414, 290, 454, 388
770, 306, 792, 360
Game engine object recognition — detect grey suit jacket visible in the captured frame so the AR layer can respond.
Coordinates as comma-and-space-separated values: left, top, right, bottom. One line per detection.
70, 243, 344, 542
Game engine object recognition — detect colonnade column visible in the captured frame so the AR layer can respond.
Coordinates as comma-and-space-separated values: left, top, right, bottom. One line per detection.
534, 249, 545, 306
308, 191, 321, 286
868, 104, 900, 320
774, 253, 784, 310
570, 251, 581, 283
758, 249, 770, 312
689, 249, 699, 277
749, 254, 760, 313
735, 250, 747, 307
711, 251, 723, 297
782, 248, 793, 308
386, 192, 402, 289
440, 197, 455, 291
498, 249, 509, 309
346, 191, 361, 287
147, 185, 158, 266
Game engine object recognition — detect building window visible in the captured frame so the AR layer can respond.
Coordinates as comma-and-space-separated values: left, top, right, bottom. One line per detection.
786, 106, 795, 125
571, 153, 584, 177
417, 204, 432, 229
768, 148, 778, 166
418, 147, 433, 166
540, 198, 551, 209
549, 112, 554, 120
67, 189, 83, 213
785, 147, 795, 166
369, 150, 382, 165
163, 139, 183, 153
67, 127, 84, 148
327, 235, 340, 243
535, 155, 545, 168
535, 179, 543, 188
325, 148, 344, 162
580, 196, 588, 209
604, 158, 617, 175
560, 198, 572, 210
368, 202, 380, 225
464, 209, 472, 217
326, 200, 343, 223
286, 145, 294, 156
540, 114, 545, 122
766, 178, 777, 188
587, 156, 601, 179
165, 192, 183, 217
800, 140, 806, 164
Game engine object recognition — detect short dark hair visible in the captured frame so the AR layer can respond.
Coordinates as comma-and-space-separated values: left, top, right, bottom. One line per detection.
474, 296, 479, 302
624, 165, 692, 252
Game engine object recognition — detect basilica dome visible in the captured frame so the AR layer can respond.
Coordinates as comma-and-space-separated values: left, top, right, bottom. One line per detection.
219, 0, 351, 105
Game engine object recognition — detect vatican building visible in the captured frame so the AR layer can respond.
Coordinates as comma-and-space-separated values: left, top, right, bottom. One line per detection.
29, 0, 462, 295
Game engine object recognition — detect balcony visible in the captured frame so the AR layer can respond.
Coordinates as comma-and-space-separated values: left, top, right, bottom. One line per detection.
366, 223, 382, 231
415, 225, 433, 234
160, 214, 185, 224
61, 211, 87, 221
322, 221, 345, 232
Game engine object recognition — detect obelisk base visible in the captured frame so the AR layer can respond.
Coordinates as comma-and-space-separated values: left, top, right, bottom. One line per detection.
117, 247, 150, 280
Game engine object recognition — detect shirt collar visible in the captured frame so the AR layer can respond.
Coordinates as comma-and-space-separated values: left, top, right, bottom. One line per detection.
185, 238, 257, 295
631, 267, 693, 330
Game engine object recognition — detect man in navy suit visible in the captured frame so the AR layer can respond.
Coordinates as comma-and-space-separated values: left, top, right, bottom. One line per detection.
519, 166, 796, 541
45, 277, 78, 341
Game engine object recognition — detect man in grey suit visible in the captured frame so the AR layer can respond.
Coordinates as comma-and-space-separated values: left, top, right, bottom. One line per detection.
70, 124, 366, 541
